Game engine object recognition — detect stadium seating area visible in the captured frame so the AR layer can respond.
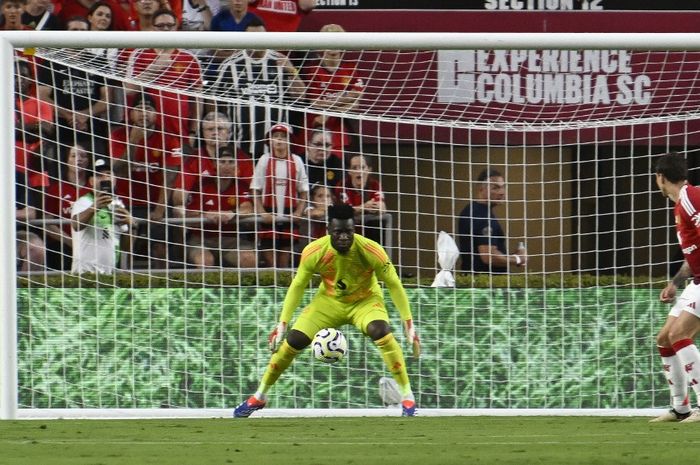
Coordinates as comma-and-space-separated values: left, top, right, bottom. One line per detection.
13, 0, 394, 273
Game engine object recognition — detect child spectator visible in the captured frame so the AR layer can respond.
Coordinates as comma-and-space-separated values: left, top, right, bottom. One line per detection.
250, 123, 309, 268
185, 146, 257, 268
305, 183, 334, 240
71, 157, 135, 274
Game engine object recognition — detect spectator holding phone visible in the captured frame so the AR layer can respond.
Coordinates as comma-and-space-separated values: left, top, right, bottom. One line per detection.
71, 157, 135, 274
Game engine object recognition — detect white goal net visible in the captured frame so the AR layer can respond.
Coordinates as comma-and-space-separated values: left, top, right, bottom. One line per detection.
5, 32, 700, 418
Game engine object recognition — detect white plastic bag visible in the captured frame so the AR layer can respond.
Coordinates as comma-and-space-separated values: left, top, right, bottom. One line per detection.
431, 231, 460, 288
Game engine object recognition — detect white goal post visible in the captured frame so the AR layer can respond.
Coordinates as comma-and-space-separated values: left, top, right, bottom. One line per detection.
4, 31, 700, 420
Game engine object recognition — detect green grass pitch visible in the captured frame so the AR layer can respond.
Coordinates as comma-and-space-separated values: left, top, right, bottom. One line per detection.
0, 416, 692, 464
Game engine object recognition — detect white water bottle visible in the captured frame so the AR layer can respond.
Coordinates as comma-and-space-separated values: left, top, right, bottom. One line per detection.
515, 242, 526, 266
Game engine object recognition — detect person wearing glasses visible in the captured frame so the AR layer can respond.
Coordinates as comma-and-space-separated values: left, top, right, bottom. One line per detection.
128, 0, 173, 31
123, 9, 203, 143
303, 127, 343, 188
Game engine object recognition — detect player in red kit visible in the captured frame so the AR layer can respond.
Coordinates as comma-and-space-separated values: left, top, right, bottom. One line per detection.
651, 152, 700, 423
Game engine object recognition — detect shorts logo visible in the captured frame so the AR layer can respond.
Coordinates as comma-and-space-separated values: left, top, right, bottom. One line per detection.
336, 279, 347, 290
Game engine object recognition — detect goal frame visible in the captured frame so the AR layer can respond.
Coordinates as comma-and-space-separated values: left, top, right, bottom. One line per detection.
3, 31, 700, 420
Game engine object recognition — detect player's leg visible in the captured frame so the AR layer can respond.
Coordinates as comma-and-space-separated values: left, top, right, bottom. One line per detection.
352, 297, 417, 416
234, 330, 311, 418
234, 297, 340, 417
650, 314, 691, 422
255, 330, 311, 395
664, 282, 700, 422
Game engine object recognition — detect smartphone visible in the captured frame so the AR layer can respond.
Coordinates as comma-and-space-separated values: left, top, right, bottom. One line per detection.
99, 180, 113, 194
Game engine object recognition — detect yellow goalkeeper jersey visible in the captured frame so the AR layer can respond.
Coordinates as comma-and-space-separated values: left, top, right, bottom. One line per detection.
279, 234, 412, 324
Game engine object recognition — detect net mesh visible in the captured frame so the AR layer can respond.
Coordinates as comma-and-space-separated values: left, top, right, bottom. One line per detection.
13, 42, 700, 410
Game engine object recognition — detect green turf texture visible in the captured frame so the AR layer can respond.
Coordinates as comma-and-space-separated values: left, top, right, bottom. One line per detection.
0, 416, 691, 465
17, 287, 668, 409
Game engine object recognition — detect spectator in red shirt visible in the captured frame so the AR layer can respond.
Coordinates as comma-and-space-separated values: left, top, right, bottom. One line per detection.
337, 153, 386, 245
123, 9, 203, 142
56, 0, 130, 30
128, 0, 177, 30
43, 143, 90, 270
110, 93, 183, 214
300, 23, 364, 159
109, 93, 184, 265
172, 111, 253, 212
185, 146, 257, 268
15, 58, 54, 189
247, 0, 314, 32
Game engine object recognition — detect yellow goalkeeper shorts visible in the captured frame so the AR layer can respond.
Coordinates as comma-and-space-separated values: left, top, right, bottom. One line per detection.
291, 292, 390, 339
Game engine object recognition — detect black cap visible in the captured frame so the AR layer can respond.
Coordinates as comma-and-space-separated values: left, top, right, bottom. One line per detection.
92, 157, 111, 173
132, 93, 156, 110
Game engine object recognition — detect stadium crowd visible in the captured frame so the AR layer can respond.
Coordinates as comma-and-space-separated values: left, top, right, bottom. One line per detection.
9, 0, 393, 273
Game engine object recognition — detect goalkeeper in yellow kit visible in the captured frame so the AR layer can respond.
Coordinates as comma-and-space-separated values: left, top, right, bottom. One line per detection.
234, 204, 421, 417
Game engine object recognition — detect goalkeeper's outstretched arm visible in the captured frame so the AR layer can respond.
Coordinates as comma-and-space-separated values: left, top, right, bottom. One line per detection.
377, 257, 421, 358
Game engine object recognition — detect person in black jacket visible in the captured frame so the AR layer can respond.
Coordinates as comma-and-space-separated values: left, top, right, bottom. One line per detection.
458, 168, 527, 273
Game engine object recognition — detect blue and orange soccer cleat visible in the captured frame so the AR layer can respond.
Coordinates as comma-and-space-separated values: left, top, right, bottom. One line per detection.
233, 396, 266, 418
401, 400, 417, 417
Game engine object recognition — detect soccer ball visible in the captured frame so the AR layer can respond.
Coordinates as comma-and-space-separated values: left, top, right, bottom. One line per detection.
312, 328, 348, 364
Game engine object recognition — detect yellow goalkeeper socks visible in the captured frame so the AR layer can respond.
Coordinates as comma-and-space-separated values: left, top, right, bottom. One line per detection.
374, 333, 413, 399
257, 341, 301, 395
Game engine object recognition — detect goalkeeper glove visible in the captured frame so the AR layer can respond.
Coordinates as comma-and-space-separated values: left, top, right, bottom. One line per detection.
403, 319, 421, 359
268, 322, 287, 353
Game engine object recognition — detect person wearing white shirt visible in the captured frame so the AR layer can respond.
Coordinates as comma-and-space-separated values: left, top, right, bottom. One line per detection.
71, 157, 135, 274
